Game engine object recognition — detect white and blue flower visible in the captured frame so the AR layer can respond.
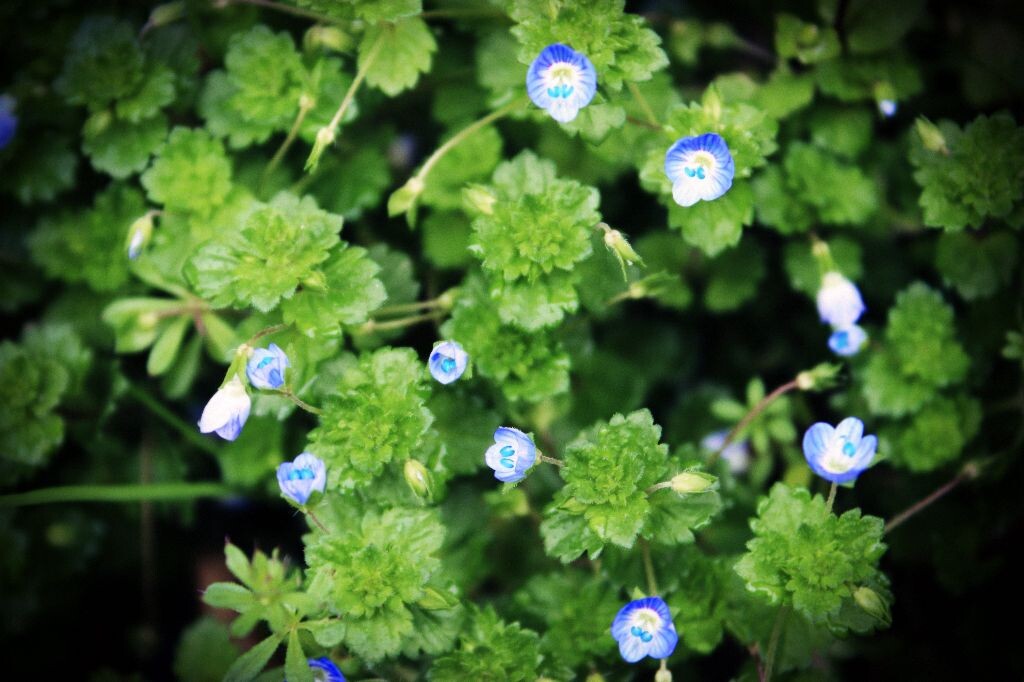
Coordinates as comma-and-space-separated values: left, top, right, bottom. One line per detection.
664, 132, 735, 207
277, 453, 327, 506
197, 375, 251, 441
246, 343, 290, 390
611, 596, 679, 663
816, 272, 865, 328
701, 430, 750, 474
307, 657, 345, 682
0, 95, 17, 150
526, 43, 597, 123
878, 99, 897, 118
802, 417, 877, 484
484, 427, 537, 483
428, 340, 468, 385
828, 324, 868, 357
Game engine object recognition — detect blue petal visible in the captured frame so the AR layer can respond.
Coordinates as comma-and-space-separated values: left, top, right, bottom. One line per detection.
646, 624, 679, 659
526, 44, 597, 123
835, 417, 864, 444
307, 657, 346, 682
852, 434, 877, 470
802, 422, 834, 464
618, 633, 649, 662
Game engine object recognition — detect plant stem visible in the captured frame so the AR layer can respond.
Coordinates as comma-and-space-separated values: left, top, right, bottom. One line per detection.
276, 388, 323, 415
644, 480, 674, 495
0, 482, 236, 507
125, 383, 220, 456
640, 537, 659, 595
261, 98, 314, 194
419, 7, 507, 19
372, 299, 446, 317
537, 453, 565, 468
627, 81, 660, 128
356, 310, 443, 334
412, 96, 527, 186
215, 0, 342, 24
305, 509, 329, 533
762, 605, 788, 682
885, 464, 976, 534
246, 323, 287, 346
826, 481, 838, 512
325, 29, 383, 132
708, 378, 800, 466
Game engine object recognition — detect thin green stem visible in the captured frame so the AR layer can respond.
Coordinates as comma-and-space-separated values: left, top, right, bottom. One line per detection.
356, 310, 443, 334
327, 30, 383, 134
246, 324, 287, 346
125, 383, 219, 456
644, 480, 674, 495
627, 81, 660, 128
640, 538, 659, 596
261, 98, 314, 194
372, 299, 446, 317
412, 96, 527, 185
762, 605, 788, 682
305, 509, 329, 533
0, 482, 236, 507
826, 481, 838, 512
215, 0, 342, 24
276, 388, 323, 415
419, 7, 507, 19
885, 464, 976, 534
708, 378, 800, 466
537, 453, 564, 468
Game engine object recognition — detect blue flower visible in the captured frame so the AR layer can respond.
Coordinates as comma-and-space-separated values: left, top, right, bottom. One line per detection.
526, 43, 597, 123
701, 430, 750, 474
428, 340, 468, 385
277, 453, 327, 506
484, 427, 536, 483
246, 343, 290, 390
816, 272, 865, 327
802, 417, 877, 484
828, 324, 868, 357
197, 375, 251, 441
611, 596, 679, 663
0, 95, 17, 150
307, 657, 345, 682
878, 99, 897, 118
664, 132, 735, 207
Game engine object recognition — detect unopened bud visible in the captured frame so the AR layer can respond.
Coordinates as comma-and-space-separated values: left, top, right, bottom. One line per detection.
304, 126, 336, 171
303, 25, 353, 53
853, 586, 891, 626
417, 586, 458, 610
795, 362, 842, 391
915, 117, 948, 155
601, 224, 644, 268
403, 459, 434, 500
387, 176, 425, 221
670, 470, 717, 494
145, 2, 185, 31
462, 184, 497, 215
125, 211, 155, 260
702, 85, 722, 121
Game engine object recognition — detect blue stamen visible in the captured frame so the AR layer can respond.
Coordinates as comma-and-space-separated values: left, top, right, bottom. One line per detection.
500, 457, 514, 468
258, 356, 274, 369
441, 357, 456, 373
696, 166, 706, 179
684, 167, 696, 178
630, 626, 643, 637
500, 445, 515, 457
641, 631, 653, 642
287, 467, 314, 481
843, 442, 856, 457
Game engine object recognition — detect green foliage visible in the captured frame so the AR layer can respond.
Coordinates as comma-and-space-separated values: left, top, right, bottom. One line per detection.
56, 17, 145, 111
735, 484, 889, 632
935, 232, 1018, 300
307, 348, 433, 489
429, 606, 542, 681
173, 617, 239, 682
910, 112, 1024, 230
883, 395, 981, 472
187, 192, 342, 311
306, 507, 446, 662
361, 18, 437, 96
142, 127, 233, 216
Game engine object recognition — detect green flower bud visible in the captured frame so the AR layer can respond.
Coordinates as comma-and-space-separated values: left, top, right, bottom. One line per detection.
915, 117, 949, 155
303, 25, 353, 54
145, 2, 185, 32
125, 211, 155, 260
304, 126, 336, 171
302, 270, 328, 291
403, 459, 434, 500
417, 586, 459, 610
853, 586, 891, 626
462, 183, 497, 215
670, 470, 717, 494
796, 362, 842, 391
387, 176, 425, 221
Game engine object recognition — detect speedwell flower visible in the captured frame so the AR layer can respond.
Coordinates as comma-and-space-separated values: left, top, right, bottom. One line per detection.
246, 343, 290, 390
197, 375, 251, 441
526, 43, 597, 123
307, 657, 345, 682
664, 132, 735, 207
701, 430, 750, 474
816, 272, 865, 328
0, 95, 17, 149
484, 427, 537, 483
277, 453, 327, 506
829, 324, 868, 357
428, 340, 468, 385
611, 596, 679, 663
802, 416, 877, 484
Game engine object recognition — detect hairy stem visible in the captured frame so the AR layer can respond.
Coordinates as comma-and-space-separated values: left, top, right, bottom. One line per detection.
885, 464, 976, 534
306, 509, 329, 533
640, 537, 659, 595
261, 98, 314, 193
276, 388, 323, 415
0, 482, 236, 506
357, 310, 443, 334
761, 605, 788, 682
826, 481, 838, 512
372, 298, 446, 317
246, 323, 288, 346
627, 81, 660, 128
708, 378, 800, 466
537, 453, 565, 468
327, 31, 384, 135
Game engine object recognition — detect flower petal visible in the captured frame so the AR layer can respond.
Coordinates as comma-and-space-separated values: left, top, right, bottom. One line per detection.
835, 417, 864, 444
802, 422, 834, 463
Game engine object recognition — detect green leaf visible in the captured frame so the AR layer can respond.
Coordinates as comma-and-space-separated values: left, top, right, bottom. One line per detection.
202, 582, 255, 611
783, 238, 862, 298
775, 14, 841, 64
82, 112, 168, 179
704, 239, 766, 311
429, 606, 542, 681
883, 395, 981, 472
187, 192, 342, 311
667, 180, 754, 256
361, 18, 437, 96
141, 127, 233, 216
422, 125, 503, 211
224, 634, 282, 682
735, 484, 888, 631
2, 135, 78, 204
56, 17, 145, 111
285, 630, 313, 682
935, 231, 1018, 299
886, 283, 969, 387
147, 314, 190, 376
174, 617, 239, 682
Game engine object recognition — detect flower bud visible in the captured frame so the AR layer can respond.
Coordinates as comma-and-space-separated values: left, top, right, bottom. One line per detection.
417, 586, 459, 610
125, 211, 155, 260
462, 183, 497, 215
304, 126, 336, 171
404, 459, 434, 500
853, 586, 891, 626
655, 669, 674, 682
670, 470, 717, 494
145, 2, 185, 31
915, 117, 948, 155
303, 25, 353, 53
701, 85, 722, 122
387, 176, 425, 220
601, 224, 645, 268
795, 362, 842, 391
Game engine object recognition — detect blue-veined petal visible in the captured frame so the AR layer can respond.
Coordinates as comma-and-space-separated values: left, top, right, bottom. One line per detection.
527, 43, 597, 123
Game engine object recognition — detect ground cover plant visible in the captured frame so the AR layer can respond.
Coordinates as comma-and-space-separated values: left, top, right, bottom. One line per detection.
1, 0, 1023, 679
